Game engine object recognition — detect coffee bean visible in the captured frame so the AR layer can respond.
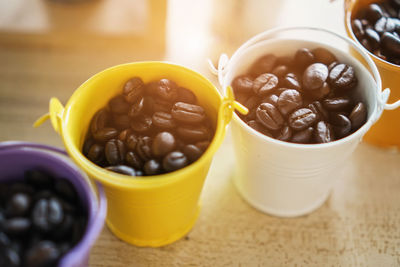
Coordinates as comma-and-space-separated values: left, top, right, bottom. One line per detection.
177, 87, 197, 104
155, 79, 178, 102
252, 73, 279, 96
295, 48, 315, 68
125, 152, 143, 169
195, 141, 210, 152
142, 96, 155, 114
276, 125, 292, 141
303, 63, 329, 91
123, 77, 145, 103
234, 92, 250, 105
183, 144, 203, 162
87, 144, 105, 164
261, 94, 279, 106
282, 73, 301, 91
365, 28, 381, 50
351, 19, 365, 39
312, 47, 337, 65
25, 170, 53, 189
109, 95, 130, 114
314, 121, 334, 143
93, 127, 118, 142
308, 82, 331, 100
256, 103, 284, 130
153, 97, 172, 113
136, 136, 153, 161
90, 109, 110, 135
54, 179, 77, 202
288, 108, 317, 130
113, 114, 130, 130
330, 113, 352, 138
0, 248, 20, 267
328, 63, 357, 90
82, 138, 95, 157
171, 102, 206, 123
128, 97, 145, 117
25, 241, 60, 267
247, 120, 273, 137
323, 97, 351, 111
381, 32, 400, 56
308, 101, 329, 121
163, 151, 189, 172
126, 132, 139, 150
244, 95, 261, 110
232, 75, 254, 93
6, 193, 31, 217
176, 125, 210, 142
105, 139, 125, 165
152, 112, 176, 129
152, 132, 176, 157
349, 102, 367, 129
277, 89, 303, 115
106, 165, 136, 176
3, 218, 31, 235
249, 54, 277, 77
131, 115, 153, 133
272, 65, 289, 78
291, 127, 314, 143
375, 17, 396, 34
144, 160, 162, 175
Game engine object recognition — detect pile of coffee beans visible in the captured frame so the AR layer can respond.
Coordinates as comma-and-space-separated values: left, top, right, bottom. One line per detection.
351, 0, 400, 65
83, 77, 214, 176
232, 47, 368, 144
0, 170, 87, 267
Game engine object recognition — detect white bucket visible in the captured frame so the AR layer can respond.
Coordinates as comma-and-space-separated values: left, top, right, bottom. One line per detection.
209, 27, 400, 217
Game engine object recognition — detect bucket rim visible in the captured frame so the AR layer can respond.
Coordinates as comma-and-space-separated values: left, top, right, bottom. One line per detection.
60, 61, 226, 189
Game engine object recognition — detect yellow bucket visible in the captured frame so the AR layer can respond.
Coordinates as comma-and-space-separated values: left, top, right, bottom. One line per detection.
35, 62, 246, 247
345, 0, 400, 148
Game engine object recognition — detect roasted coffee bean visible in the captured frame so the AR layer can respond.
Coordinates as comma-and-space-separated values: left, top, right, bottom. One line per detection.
155, 79, 178, 102
176, 125, 210, 142
54, 179, 77, 203
352, 19, 365, 39
252, 73, 279, 96
123, 77, 145, 103
142, 96, 155, 114
312, 47, 337, 65
314, 121, 334, 143
331, 113, 352, 138
261, 94, 279, 106
6, 193, 31, 217
93, 127, 118, 142
277, 89, 303, 115
249, 54, 277, 77
272, 65, 289, 78
105, 165, 136, 176
288, 108, 317, 130
381, 32, 400, 56
82, 138, 95, 157
152, 112, 176, 129
25, 170, 53, 189
0, 247, 20, 267
244, 96, 260, 110
234, 92, 250, 105
131, 115, 153, 133
25, 241, 60, 267
365, 28, 381, 50
125, 151, 143, 169
113, 114, 131, 130
303, 63, 329, 91
308, 82, 331, 100
276, 125, 292, 141
195, 141, 211, 152
90, 109, 110, 135
32, 197, 64, 233
153, 97, 172, 113
232, 75, 254, 93
128, 97, 145, 117
3, 218, 31, 235
105, 139, 125, 165
176, 87, 197, 104
144, 160, 162, 175
51, 213, 74, 240
375, 17, 396, 34
291, 127, 314, 143
87, 144, 105, 164
328, 63, 357, 90
171, 102, 206, 123
125, 133, 139, 150
295, 48, 315, 68
282, 73, 302, 91
109, 95, 130, 114
152, 132, 176, 157
256, 103, 284, 130
183, 144, 203, 162
349, 102, 368, 129
118, 129, 131, 142
323, 97, 351, 111
308, 101, 329, 121
247, 120, 273, 137
136, 136, 153, 161
163, 151, 189, 172
365, 3, 384, 23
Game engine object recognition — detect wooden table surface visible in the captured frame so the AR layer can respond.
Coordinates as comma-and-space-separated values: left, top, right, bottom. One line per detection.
0, 0, 399, 266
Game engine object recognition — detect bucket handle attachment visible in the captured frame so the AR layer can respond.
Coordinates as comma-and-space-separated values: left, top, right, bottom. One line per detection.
380, 88, 400, 110
34, 98, 65, 134
219, 86, 248, 126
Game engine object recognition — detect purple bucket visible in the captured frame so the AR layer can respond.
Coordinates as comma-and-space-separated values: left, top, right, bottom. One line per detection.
0, 141, 107, 267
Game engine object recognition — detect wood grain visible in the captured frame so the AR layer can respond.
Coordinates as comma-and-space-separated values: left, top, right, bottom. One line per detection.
0, 0, 399, 266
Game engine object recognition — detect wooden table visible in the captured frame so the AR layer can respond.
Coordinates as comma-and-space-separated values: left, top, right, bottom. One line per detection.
0, 0, 399, 266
